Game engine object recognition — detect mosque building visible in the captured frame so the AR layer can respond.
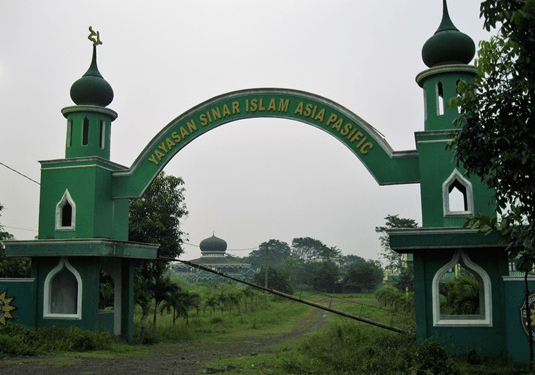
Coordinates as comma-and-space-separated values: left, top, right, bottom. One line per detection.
172, 234, 255, 282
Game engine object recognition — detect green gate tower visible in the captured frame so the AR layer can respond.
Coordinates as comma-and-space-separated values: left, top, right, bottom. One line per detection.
388, 1, 513, 359
4, 37, 158, 340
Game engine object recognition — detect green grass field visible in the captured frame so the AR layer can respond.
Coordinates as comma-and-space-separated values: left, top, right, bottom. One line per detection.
0, 284, 530, 374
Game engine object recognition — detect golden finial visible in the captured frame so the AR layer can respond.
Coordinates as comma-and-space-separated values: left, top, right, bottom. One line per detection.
88, 26, 102, 46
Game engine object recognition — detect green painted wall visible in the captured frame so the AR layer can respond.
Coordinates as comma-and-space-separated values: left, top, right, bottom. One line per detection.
32, 257, 106, 333
414, 248, 509, 357
0, 279, 35, 327
38, 158, 129, 241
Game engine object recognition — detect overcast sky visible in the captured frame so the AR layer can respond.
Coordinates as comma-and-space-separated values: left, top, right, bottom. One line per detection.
0, 1, 493, 262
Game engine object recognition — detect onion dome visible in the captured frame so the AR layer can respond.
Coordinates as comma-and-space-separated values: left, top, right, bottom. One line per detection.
70, 45, 114, 107
200, 234, 227, 253
421, 0, 475, 68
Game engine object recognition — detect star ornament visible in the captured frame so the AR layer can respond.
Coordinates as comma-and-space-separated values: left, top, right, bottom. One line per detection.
0, 291, 16, 325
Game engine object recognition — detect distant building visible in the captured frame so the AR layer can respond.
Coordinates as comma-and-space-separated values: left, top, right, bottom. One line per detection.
172, 234, 255, 282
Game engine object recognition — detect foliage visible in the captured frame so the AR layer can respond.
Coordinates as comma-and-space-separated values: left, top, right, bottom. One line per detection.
413, 339, 462, 375
376, 215, 418, 274
291, 237, 341, 263
291, 260, 340, 292
246, 239, 291, 269
0, 324, 112, 356
340, 254, 366, 267
129, 172, 188, 317
341, 260, 383, 293
440, 275, 480, 315
130, 171, 188, 279
252, 266, 294, 295
0, 203, 30, 278
450, 1, 535, 262
375, 286, 414, 315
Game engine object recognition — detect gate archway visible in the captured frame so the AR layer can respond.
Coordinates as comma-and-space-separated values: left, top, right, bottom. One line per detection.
111, 89, 420, 199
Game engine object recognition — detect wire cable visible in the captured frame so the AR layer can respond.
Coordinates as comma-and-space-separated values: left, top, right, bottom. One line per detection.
0, 162, 40, 185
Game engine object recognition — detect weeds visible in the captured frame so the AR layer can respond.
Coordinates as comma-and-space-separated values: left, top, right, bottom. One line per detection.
0, 324, 112, 356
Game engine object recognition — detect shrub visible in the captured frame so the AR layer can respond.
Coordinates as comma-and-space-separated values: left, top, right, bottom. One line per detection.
413, 339, 461, 375
0, 324, 112, 355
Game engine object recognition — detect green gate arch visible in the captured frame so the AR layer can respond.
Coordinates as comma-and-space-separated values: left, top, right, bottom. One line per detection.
112, 88, 420, 199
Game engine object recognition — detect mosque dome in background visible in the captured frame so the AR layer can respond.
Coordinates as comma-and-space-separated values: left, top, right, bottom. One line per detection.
200, 234, 228, 254
421, 0, 475, 68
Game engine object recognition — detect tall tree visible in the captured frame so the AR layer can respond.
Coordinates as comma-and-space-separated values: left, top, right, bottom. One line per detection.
342, 260, 384, 293
291, 237, 341, 263
451, 1, 535, 259
252, 266, 294, 295
247, 239, 291, 270
129, 172, 188, 317
450, 1, 535, 366
376, 215, 418, 273
129, 172, 188, 279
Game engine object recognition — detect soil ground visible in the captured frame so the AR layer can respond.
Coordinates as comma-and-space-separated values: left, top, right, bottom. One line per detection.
0, 308, 328, 375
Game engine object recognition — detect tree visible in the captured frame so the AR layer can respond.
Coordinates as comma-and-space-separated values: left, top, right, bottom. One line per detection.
128, 172, 188, 320
451, 2, 535, 259
0, 203, 30, 278
252, 266, 294, 295
247, 239, 291, 270
341, 254, 366, 267
450, 1, 535, 367
376, 215, 418, 273
291, 237, 341, 263
151, 276, 180, 326
309, 261, 339, 293
341, 260, 384, 293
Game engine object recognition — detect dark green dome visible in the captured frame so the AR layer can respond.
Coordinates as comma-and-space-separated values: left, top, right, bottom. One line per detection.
422, 0, 475, 68
70, 46, 114, 107
200, 235, 227, 253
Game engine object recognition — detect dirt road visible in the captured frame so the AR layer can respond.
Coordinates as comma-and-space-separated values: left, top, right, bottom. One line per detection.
1, 308, 327, 375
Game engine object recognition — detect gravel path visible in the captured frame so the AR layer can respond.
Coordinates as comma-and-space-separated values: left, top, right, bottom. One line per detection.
1, 308, 328, 375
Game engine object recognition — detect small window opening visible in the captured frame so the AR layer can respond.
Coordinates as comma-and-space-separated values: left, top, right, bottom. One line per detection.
437, 81, 445, 115
448, 180, 468, 212
82, 117, 89, 146
455, 80, 461, 113
67, 120, 73, 147
423, 88, 428, 121
61, 202, 72, 227
99, 268, 115, 310
99, 120, 105, 149
443, 169, 474, 217
56, 189, 76, 231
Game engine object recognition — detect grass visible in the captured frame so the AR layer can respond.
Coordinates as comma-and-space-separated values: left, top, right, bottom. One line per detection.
1, 286, 532, 374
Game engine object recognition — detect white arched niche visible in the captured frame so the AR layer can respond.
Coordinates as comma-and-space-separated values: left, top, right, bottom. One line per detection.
432, 250, 492, 327
44, 257, 82, 319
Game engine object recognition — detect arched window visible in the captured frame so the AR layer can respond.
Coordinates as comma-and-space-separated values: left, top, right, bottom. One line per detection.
432, 250, 492, 327
443, 169, 474, 217
44, 257, 82, 319
99, 120, 106, 149
55, 189, 76, 231
437, 81, 445, 116
82, 117, 89, 146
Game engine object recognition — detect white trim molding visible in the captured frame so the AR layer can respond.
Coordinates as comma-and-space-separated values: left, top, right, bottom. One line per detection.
432, 250, 492, 327
55, 189, 76, 231
43, 257, 82, 320
443, 169, 474, 217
